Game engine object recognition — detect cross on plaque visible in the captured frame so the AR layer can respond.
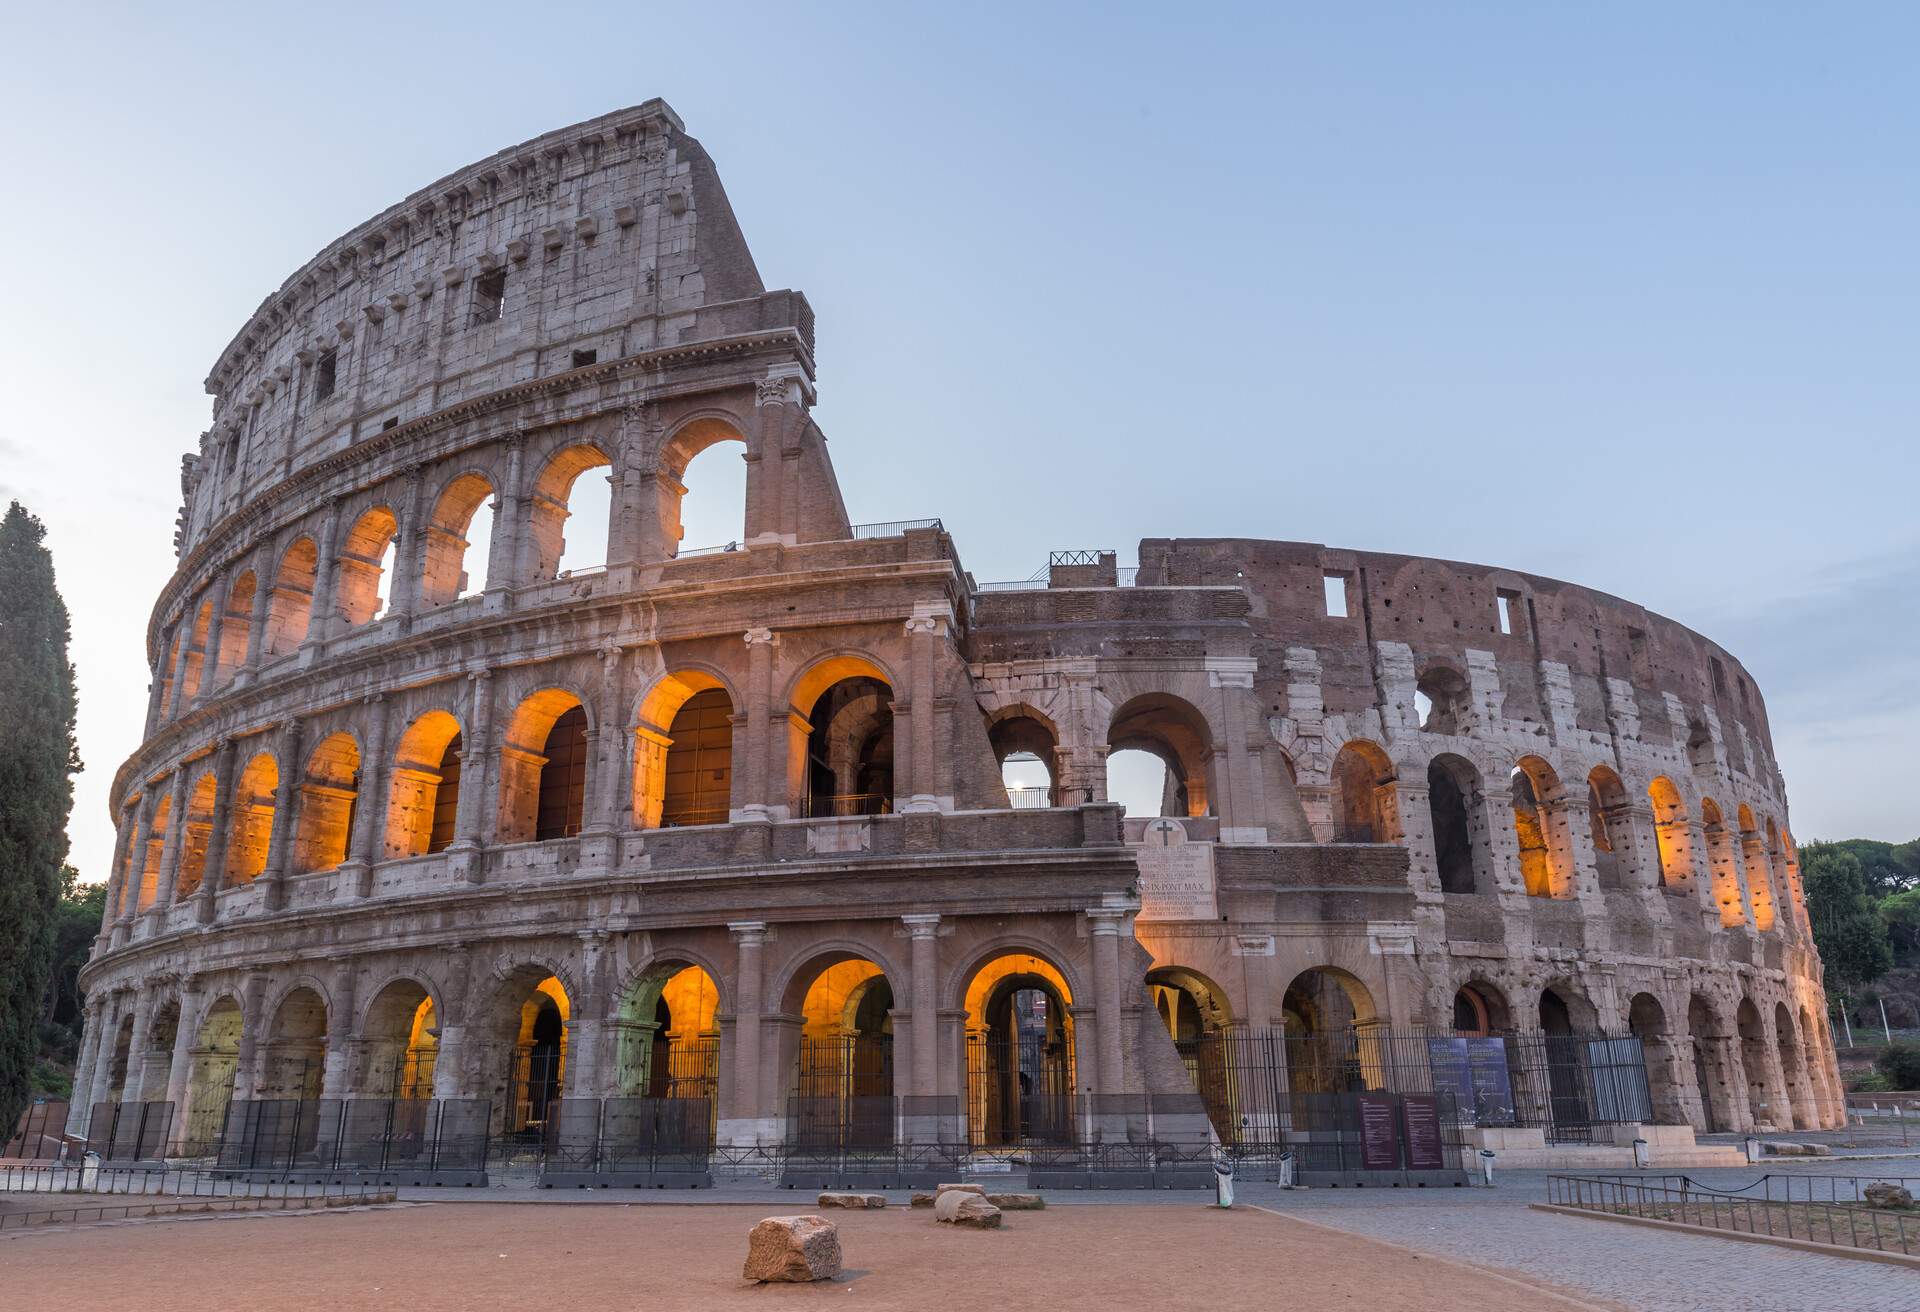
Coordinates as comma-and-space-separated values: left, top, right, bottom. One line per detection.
1151, 819, 1179, 846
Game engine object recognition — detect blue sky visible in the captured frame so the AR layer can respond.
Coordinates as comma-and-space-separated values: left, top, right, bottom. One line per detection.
3, 2, 1914, 880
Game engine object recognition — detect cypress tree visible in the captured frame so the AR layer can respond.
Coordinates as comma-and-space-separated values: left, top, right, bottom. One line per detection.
0, 502, 80, 1132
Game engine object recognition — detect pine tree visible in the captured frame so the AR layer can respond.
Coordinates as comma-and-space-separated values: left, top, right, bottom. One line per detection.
0, 502, 80, 1132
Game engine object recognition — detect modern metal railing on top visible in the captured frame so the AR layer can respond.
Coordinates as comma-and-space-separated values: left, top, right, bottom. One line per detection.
850, 518, 942, 538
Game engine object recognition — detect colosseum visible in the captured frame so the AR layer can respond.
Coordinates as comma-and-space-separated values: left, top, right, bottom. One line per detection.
70, 101, 1843, 1184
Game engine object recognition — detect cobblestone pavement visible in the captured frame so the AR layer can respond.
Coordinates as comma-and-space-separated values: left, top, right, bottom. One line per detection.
1235, 1170, 1920, 1312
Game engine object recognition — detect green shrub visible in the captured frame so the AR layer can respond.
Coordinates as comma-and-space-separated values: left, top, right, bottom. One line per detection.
1874, 1040, 1920, 1090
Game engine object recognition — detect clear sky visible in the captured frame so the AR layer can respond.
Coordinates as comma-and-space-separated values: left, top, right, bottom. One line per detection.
3, 2, 1915, 883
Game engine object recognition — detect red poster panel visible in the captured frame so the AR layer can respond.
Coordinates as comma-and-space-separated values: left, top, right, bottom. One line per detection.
1400, 1093, 1445, 1170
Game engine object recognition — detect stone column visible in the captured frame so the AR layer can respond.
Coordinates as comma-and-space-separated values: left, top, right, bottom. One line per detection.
143, 644, 170, 738
162, 982, 201, 1117
165, 617, 195, 718
338, 693, 388, 897
151, 769, 192, 918
901, 607, 947, 813
1087, 905, 1128, 1097
194, 739, 241, 924
230, 974, 269, 1102
484, 436, 526, 603
747, 378, 794, 544
1208, 658, 1264, 842
115, 794, 156, 936
84, 993, 127, 1117
260, 718, 304, 910
241, 550, 273, 674
300, 500, 343, 650
319, 963, 359, 1101
195, 575, 230, 700
451, 670, 496, 868
385, 464, 428, 623
68, 999, 105, 1137
721, 922, 769, 1146
121, 990, 154, 1103
740, 629, 778, 820
903, 915, 941, 1103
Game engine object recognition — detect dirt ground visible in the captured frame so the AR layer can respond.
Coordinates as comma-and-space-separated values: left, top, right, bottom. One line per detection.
0, 1201, 1616, 1311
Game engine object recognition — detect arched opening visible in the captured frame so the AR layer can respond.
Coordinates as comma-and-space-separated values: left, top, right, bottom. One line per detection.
1107, 693, 1214, 818
173, 773, 217, 899
632, 672, 736, 829
259, 987, 327, 1100
1587, 766, 1629, 890
1800, 1004, 1829, 1125
1628, 992, 1684, 1126
531, 443, 612, 578
135, 795, 170, 912
358, 980, 438, 1099
498, 690, 589, 843
181, 597, 214, 701
224, 753, 279, 886
1331, 740, 1396, 843
265, 538, 317, 656
385, 711, 463, 858
336, 507, 399, 627
1427, 754, 1484, 893
1648, 777, 1692, 895
491, 972, 570, 1138
419, 473, 495, 608
181, 996, 241, 1155
989, 709, 1059, 809
1687, 994, 1727, 1132
788, 957, 896, 1148
1149, 966, 1234, 1139
1281, 967, 1381, 1093
1773, 1002, 1809, 1129
105, 1013, 136, 1100
1685, 718, 1716, 773
1739, 804, 1776, 932
1510, 756, 1569, 898
215, 571, 255, 684
964, 953, 1075, 1147
156, 631, 180, 718
292, 732, 359, 874
1699, 798, 1745, 926
671, 437, 750, 554
1415, 665, 1471, 734
802, 674, 894, 818
136, 1002, 179, 1102
613, 963, 722, 1146
1452, 980, 1512, 1037
1536, 984, 1599, 1136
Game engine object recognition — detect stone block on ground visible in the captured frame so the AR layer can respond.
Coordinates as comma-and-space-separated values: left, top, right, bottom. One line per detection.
1864, 1183, 1915, 1209
743, 1215, 843, 1282
986, 1193, 1044, 1210
817, 1192, 887, 1209
910, 1192, 936, 1208
934, 1191, 1003, 1228
936, 1182, 986, 1196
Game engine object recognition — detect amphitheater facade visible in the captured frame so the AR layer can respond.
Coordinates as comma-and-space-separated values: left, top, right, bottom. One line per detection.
73, 102, 1843, 1166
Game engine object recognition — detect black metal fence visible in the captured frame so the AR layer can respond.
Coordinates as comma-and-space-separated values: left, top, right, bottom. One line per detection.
539, 1097, 714, 1186
1175, 1026, 1652, 1146
85, 1101, 174, 1162
214, 1098, 490, 1181
966, 1034, 1075, 1147
0, 1163, 393, 1232
1546, 1173, 1920, 1257
4, 1100, 72, 1160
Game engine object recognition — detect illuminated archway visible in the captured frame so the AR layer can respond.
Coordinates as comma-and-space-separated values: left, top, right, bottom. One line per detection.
963, 952, 1075, 1147
259, 986, 327, 1100
292, 732, 359, 874
358, 979, 439, 1099
224, 753, 279, 885
632, 671, 735, 829
385, 710, 463, 857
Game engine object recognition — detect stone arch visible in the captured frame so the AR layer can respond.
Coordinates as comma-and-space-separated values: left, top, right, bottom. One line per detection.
1735, 997, 1776, 1128
181, 595, 214, 701
987, 704, 1060, 808
529, 441, 613, 579
419, 470, 496, 608
1510, 755, 1573, 898
1738, 803, 1777, 932
1586, 765, 1631, 890
258, 983, 329, 1100
782, 949, 900, 1142
1427, 753, 1487, 893
265, 536, 318, 656
1687, 993, 1730, 1132
1536, 980, 1598, 1034
1330, 739, 1396, 843
660, 416, 750, 555
137, 998, 181, 1102
104, 1012, 136, 1100
357, 977, 440, 1098
1451, 978, 1513, 1036
632, 669, 738, 829
385, 709, 464, 858
336, 506, 399, 627
215, 569, 256, 684
1146, 965, 1233, 1041
1772, 1000, 1812, 1130
1698, 797, 1746, 926
225, 751, 279, 885
1628, 991, 1686, 1125
292, 731, 360, 874
499, 687, 591, 843
963, 949, 1077, 1146
1415, 662, 1472, 734
173, 771, 219, 899
156, 629, 181, 718
612, 959, 723, 1111
1647, 776, 1694, 894
480, 963, 575, 1137
1107, 692, 1215, 818
181, 993, 243, 1152
134, 793, 171, 913
1281, 967, 1382, 1093
787, 655, 897, 818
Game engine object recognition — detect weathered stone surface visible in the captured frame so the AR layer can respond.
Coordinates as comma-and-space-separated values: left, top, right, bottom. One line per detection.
910, 1192, 937, 1209
935, 1183, 986, 1197
934, 1191, 1003, 1228
742, 1215, 842, 1282
1864, 1183, 1915, 1209
817, 1192, 886, 1209
986, 1193, 1045, 1210
1762, 1140, 1832, 1157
